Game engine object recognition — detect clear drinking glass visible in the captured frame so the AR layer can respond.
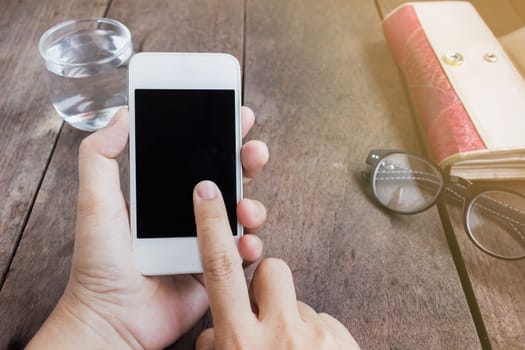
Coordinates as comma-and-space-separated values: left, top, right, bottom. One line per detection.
39, 18, 133, 131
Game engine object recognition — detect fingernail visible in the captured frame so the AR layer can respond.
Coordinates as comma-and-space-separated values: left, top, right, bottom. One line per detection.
196, 181, 217, 200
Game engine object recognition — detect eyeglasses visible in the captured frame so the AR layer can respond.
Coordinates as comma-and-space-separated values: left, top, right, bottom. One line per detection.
361, 149, 525, 260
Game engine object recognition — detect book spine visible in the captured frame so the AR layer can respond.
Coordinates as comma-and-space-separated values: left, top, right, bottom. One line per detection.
382, 4, 486, 165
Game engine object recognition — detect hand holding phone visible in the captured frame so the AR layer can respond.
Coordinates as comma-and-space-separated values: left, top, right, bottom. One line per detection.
27, 107, 269, 350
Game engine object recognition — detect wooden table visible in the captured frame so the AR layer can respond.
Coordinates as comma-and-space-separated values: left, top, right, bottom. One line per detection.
0, 1, 523, 349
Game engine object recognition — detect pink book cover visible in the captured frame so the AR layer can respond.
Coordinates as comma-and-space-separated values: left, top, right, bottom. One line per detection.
382, 4, 486, 166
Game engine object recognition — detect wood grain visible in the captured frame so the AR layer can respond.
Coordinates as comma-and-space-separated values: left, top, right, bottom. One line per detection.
107, 0, 244, 61
0, 1, 110, 346
0, 0, 109, 287
0, 0, 244, 349
442, 179, 525, 349
444, 200, 525, 349
376, 1, 525, 348
0, 126, 88, 349
3, 0, 505, 349
243, 0, 479, 348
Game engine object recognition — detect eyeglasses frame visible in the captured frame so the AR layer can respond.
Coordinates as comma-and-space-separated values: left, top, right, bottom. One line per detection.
362, 149, 525, 260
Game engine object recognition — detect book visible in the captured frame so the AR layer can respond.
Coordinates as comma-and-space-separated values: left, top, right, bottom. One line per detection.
382, 1, 525, 180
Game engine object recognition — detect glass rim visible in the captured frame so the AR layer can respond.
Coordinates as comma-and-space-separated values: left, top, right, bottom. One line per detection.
465, 190, 525, 260
370, 151, 444, 215
38, 17, 132, 69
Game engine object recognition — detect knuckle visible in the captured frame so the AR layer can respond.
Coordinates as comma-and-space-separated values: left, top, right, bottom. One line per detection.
199, 211, 225, 232
258, 257, 292, 277
77, 188, 120, 218
225, 328, 250, 349
77, 187, 105, 217
281, 336, 302, 349
315, 327, 338, 349
203, 251, 240, 282
197, 208, 230, 236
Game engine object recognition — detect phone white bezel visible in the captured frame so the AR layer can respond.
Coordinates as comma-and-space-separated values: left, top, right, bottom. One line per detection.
129, 52, 243, 275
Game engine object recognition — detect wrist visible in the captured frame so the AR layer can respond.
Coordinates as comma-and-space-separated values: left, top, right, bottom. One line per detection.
27, 288, 141, 350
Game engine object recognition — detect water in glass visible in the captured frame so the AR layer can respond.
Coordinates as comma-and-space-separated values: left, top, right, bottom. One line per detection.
43, 26, 132, 131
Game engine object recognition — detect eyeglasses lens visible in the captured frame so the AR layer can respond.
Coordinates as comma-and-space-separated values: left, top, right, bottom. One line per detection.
372, 153, 442, 213
467, 190, 525, 259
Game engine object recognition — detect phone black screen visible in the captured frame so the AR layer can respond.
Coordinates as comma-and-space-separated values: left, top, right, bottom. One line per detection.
134, 89, 237, 238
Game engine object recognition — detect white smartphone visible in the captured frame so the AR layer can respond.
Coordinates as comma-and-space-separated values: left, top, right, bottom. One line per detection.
129, 52, 243, 275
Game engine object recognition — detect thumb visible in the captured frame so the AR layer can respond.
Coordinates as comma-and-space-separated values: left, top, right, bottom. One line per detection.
77, 109, 129, 215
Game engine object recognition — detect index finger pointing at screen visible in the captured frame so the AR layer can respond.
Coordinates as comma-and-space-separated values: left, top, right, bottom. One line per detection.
193, 180, 255, 328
